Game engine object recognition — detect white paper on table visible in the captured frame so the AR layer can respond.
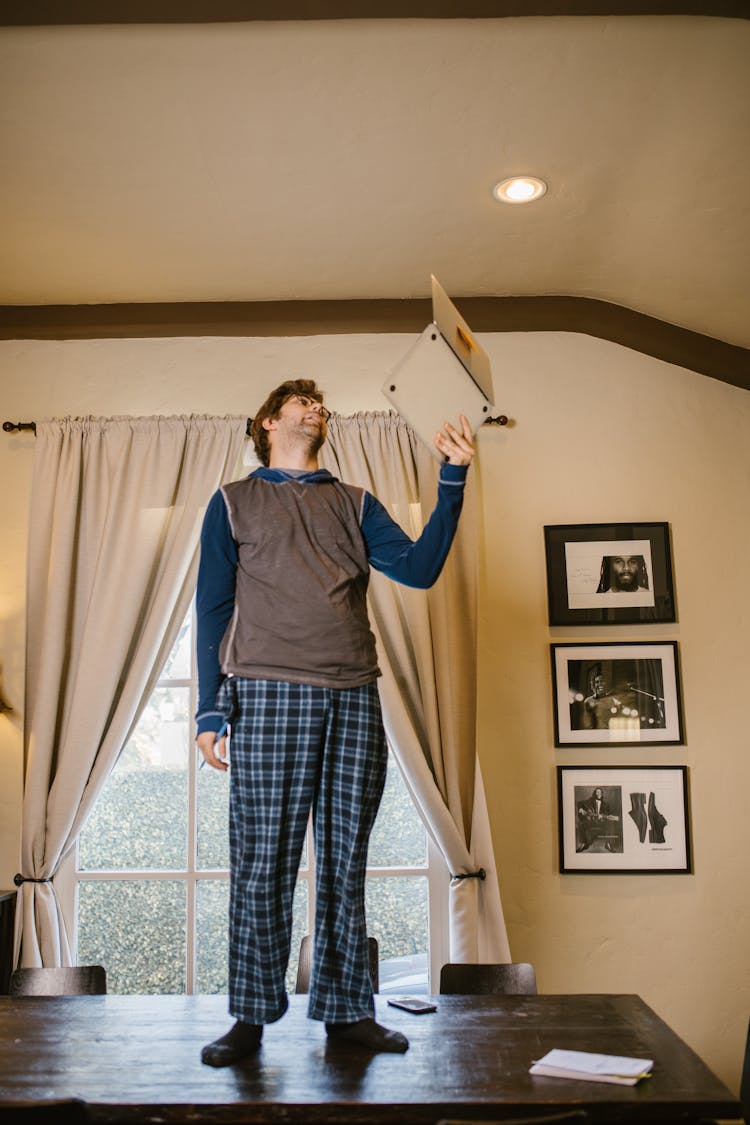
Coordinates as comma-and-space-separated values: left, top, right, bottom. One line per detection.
529, 1048, 653, 1086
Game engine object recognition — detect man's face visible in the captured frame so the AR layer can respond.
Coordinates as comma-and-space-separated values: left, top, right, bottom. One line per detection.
594, 788, 603, 800
270, 393, 328, 448
611, 555, 639, 591
593, 674, 607, 696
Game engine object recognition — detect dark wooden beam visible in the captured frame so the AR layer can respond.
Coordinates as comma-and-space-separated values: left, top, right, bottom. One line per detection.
0, 299, 432, 340
1, 1, 748, 25
1, 296, 748, 391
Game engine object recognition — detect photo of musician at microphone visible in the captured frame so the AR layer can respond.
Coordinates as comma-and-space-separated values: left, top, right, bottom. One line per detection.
569, 659, 666, 734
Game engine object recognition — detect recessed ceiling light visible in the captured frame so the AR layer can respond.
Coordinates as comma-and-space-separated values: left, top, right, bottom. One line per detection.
492, 176, 547, 204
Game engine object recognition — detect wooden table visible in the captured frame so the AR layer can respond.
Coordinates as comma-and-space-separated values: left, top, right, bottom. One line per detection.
0, 993, 741, 1123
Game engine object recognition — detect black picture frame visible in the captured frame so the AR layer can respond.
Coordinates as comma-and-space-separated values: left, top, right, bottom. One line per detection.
551, 641, 684, 747
557, 765, 692, 874
544, 522, 675, 625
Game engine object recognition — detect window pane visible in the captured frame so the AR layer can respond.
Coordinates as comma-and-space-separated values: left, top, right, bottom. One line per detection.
286, 878, 309, 994
368, 753, 426, 867
195, 878, 229, 994
79, 687, 189, 870
366, 875, 428, 995
77, 879, 186, 993
194, 877, 309, 995
161, 613, 192, 680
196, 766, 230, 870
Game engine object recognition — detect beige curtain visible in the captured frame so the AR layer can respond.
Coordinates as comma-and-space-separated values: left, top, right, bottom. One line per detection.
322, 412, 510, 962
16, 415, 246, 966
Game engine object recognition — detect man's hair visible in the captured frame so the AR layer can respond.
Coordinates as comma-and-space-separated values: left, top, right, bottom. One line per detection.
249, 379, 324, 467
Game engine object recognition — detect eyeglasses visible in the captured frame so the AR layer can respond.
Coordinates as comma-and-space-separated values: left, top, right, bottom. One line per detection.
286, 393, 331, 422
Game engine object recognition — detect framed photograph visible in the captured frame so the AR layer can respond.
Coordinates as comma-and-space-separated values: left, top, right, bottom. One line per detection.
551, 641, 684, 746
557, 765, 692, 874
544, 522, 675, 625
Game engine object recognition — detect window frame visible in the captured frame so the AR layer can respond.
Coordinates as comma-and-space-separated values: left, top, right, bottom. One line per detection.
59, 609, 448, 994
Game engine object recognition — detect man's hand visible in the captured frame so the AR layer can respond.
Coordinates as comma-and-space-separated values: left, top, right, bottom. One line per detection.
434, 414, 475, 466
197, 730, 229, 772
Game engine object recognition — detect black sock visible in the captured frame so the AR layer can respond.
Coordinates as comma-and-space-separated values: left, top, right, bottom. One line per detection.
325, 1017, 409, 1054
201, 1020, 263, 1067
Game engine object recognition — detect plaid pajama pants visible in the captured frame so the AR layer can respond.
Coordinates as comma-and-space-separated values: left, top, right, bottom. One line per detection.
219, 676, 387, 1026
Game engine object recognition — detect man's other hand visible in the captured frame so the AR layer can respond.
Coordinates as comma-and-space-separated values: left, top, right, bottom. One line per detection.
197, 730, 229, 772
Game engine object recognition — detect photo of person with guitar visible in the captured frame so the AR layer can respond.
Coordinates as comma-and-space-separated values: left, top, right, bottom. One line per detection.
575, 785, 623, 853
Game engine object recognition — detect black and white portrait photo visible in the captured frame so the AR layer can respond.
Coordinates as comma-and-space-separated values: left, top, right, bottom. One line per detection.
568, 658, 666, 734
597, 552, 649, 594
564, 539, 655, 610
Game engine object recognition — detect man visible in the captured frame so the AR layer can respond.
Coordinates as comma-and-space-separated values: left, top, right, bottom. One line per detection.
579, 786, 609, 820
195, 379, 474, 1067
596, 554, 649, 593
581, 670, 623, 730
576, 786, 617, 852
580, 666, 661, 732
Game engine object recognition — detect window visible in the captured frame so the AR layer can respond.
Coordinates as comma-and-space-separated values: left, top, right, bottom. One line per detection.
73, 611, 444, 994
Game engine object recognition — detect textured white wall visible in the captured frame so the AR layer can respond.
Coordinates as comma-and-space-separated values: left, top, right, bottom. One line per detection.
1, 331, 748, 1092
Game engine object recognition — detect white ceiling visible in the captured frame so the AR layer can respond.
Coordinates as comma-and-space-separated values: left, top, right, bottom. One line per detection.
1, 14, 749, 347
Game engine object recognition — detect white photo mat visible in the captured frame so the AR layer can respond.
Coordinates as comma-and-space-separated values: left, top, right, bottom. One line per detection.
564, 538, 655, 609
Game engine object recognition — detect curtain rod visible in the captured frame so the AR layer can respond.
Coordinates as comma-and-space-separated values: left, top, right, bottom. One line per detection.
3, 419, 257, 436
3, 416, 508, 435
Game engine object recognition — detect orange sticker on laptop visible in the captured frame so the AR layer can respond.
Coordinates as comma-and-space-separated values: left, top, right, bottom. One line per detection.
455, 324, 477, 352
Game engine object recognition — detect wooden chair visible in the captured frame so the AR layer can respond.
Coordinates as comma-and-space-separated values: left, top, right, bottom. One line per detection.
9, 965, 107, 996
295, 935, 379, 994
439, 962, 537, 996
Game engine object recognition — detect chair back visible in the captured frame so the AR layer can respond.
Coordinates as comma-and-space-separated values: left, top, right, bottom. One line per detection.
439, 962, 537, 996
9, 965, 107, 996
295, 935, 379, 994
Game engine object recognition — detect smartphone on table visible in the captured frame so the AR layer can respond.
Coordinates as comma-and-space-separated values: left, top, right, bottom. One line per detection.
387, 997, 437, 1014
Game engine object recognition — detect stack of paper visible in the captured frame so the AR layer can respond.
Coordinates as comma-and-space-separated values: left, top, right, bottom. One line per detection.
529, 1049, 653, 1086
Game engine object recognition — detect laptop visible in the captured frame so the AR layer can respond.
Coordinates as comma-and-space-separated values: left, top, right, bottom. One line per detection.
382, 275, 495, 461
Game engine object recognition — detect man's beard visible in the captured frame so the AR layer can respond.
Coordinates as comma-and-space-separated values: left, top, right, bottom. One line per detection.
613, 572, 637, 590
298, 417, 326, 456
